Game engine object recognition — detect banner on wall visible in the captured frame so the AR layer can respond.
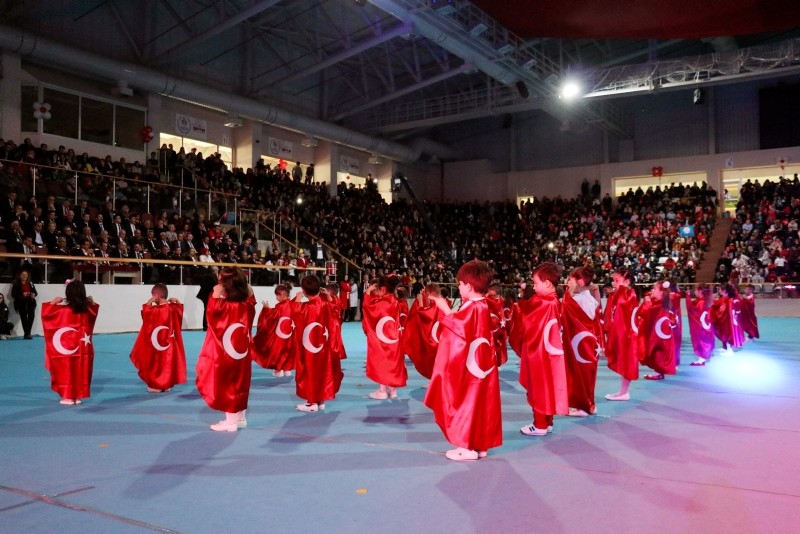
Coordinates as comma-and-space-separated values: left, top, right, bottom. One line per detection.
339, 154, 361, 175
175, 114, 207, 140
267, 137, 294, 159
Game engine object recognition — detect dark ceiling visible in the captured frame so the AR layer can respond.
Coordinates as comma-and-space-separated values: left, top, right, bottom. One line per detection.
470, 0, 800, 40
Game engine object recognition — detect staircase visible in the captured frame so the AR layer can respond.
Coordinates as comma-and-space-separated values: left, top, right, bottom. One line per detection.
694, 216, 733, 283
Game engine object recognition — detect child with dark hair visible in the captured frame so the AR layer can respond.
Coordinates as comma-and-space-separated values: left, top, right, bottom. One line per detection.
324, 282, 347, 360
41, 280, 99, 405
512, 262, 568, 437
130, 283, 186, 393
603, 268, 639, 401
710, 283, 745, 353
687, 284, 715, 366
636, 280, 677, 381
424, 260, 502, 461
403, 283, 449, 379
292, 275, 343, 412
252, 283, 296, 377
562, 266, 603, 418
739, 284, 760, 341
362, 274, 406, 400
196, 267, 256, 431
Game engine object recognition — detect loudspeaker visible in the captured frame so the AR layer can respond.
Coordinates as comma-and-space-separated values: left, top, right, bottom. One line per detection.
515, 80, 530, 99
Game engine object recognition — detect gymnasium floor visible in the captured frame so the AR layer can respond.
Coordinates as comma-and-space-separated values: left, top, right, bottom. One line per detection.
1, 318, 799, 533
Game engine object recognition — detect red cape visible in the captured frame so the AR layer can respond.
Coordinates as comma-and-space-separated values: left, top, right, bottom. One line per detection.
686, 297, 715, 359
42, 302, 99, 400
362, 293, 407, 387
292, 297, 343, 403
424, 298, 502, 451
739, 295, 760, 339
130, 302, 186, 390
562, 290, 603, 414
636, 298, 677, 375
486, 294, 509, 366
251, 300, 295, 370
402, 296, 444, 379
670, 291, 683, 366
513, 292, 568, 416
326, 298, 347, 360
603, 285, 640, 380
195, 295, 256, 412
711, 296, 745, 349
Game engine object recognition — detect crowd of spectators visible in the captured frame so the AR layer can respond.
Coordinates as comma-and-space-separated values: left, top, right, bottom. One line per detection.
715, 175, 800, 288
2, 136, 722, 293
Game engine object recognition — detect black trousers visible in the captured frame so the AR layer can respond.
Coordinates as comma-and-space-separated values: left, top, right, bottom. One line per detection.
16, 301, 36, 336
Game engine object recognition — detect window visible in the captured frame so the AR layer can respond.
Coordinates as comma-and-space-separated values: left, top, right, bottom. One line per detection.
43, 88, 79, 139
21, 85, 146, 149
162, 134, 233, 169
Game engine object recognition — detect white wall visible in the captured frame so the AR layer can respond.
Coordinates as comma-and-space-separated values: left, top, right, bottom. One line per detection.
0, 283, 297, 337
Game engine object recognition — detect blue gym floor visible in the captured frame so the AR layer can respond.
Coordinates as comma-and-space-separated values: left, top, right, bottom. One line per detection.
1, 319, 799, 533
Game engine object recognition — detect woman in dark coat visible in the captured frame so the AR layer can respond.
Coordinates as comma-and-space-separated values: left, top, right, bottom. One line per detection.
11, 269, 38, 339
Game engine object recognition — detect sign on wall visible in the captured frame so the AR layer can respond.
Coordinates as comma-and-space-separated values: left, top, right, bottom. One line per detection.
339, 154, 361, 174
175, 114, 207, 140
267, 137, 294, 159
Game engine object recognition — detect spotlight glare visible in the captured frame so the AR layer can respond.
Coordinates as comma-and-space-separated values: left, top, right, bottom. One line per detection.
561, 81, 581, 100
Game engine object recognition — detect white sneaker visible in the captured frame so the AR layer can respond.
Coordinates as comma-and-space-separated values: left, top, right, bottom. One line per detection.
520, 424, 549, 436
59, 399, 75, 405
273, 370, 285, 377
568, 407, 589, 418
296, 402, 322, 412
210, 420, 238, 432
368, 390, 389, 400
445, 448, 479, 461
605, 392, 630, 401
237, 418, 247, 428
284, 370, 293, 377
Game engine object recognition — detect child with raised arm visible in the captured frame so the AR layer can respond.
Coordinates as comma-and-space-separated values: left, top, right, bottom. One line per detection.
424, 260, 502, 461
513, 262, 568, 437
130, 283, 186, 393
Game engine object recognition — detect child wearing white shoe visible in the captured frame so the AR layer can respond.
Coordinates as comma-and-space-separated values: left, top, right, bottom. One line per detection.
511, 262, 568, 436
292, 275, 343, 412
424, 260, 502, 461
603, 269, 639, 401
362, 275, 406, 400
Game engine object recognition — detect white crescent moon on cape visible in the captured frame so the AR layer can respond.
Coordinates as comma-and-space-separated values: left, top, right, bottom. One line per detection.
466, 337, 494, 379
302, 322, 324, 353
543, 318, 564, 355
275, 316, 294, 340
222, 323, 249, 359
655, 317, 672, 340
700, 311, 711, 331
570, 331, 595, 364
376, 316, 399, 344
631, 306, 640, 334
53, 327, 79, 355
431, 321, 441, 343
150, 326, 171, 351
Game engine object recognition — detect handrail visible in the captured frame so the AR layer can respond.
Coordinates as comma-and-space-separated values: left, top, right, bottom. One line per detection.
0, 157, 238, 216
238, 207, 364, 278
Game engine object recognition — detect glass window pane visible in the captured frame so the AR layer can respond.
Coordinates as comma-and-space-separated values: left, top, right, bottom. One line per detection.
114, 106, 145, 150
21, 85, 39, 133
43, 88, 79, 139
81, 98, 113, 145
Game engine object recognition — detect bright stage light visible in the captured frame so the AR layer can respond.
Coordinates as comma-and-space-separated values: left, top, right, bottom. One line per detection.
560, 81, 582, 100
706, 350, 786, 392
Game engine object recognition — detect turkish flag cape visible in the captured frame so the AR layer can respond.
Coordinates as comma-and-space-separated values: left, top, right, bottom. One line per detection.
670, 291, 683, 366
513, 292, 568, 416
710, 296, 744, 349
402, 295, 445, 379
338, 282, 351, 314
362, 293, 407, 387
326, 297, 347, 360
251, 300, 295, 370
129, 302, 186, 390
508, 302, 523, 357
636, 298, 677, 375
195, 296, 256, 413
738, 294, 760, 340
42, 302, 99, 400
292, 296, 343, 403
562, 290, 603, 414
602, 285, 640, 380
424, 298, 502, 451
486, 294, 509, 366
686, 296, 715, 359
